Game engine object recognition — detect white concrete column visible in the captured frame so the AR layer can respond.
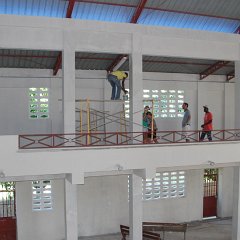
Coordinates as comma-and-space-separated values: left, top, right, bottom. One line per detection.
232, 167, 240, 240
235, 61, 240, 129
62, 42, 75, 133
64, 177, 78, 240
129, 33, 143, 134
217, 167, 233, 218
129, 173, 142, 240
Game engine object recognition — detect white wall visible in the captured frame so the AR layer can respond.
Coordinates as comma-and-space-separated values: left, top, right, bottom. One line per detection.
0, 69, 235, 135
16, 179, 65, 240
77, 175, 129, 236
14, 168, 233, 238
217, 167, 234, 218
143, 169, 203, 223
76, 170, 203, 236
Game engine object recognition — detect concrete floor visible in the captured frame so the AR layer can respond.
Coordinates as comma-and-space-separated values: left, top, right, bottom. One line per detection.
79, 218, 232, 240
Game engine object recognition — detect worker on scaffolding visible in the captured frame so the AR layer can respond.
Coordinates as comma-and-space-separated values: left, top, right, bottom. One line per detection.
107, 71, 128, 100
143, 106, 150, 143
146, 112, 158, 143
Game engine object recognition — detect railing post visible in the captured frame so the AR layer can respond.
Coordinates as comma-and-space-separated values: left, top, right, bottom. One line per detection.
52, 134, 55, 148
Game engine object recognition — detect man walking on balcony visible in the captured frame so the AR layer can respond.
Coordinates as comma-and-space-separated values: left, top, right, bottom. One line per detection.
200, 105, 213, 141
107, 71, 128, 100
182, 102, 191, 142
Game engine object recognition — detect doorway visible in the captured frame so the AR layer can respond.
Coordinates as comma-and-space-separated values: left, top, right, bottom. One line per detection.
203, 169, 218, 218
0, 182, 16, 240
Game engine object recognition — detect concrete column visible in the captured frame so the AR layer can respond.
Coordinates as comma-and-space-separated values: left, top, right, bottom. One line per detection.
62, 43, 75, 133
129, 33, 143, 134
217, 167, 233, 218
129, 173, 142, 240
235, 61, 240, 129
232, 167, 240, 240
64, 177, 78, 240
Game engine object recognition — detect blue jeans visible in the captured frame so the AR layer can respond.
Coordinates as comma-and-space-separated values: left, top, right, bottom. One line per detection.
107, 74, 121, 100
200, 131, 212, 141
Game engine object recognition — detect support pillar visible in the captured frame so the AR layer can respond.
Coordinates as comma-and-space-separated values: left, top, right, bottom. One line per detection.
129, 173, 142, 240
129, 33, 143, 134
64, 177, 78, 240
235, 61, 240, 128
62, 43, 75, 133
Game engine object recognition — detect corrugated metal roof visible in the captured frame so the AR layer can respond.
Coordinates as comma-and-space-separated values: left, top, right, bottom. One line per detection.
138, 10, 240, 33
0, 0, 68, 18
0, 50, 234, 77
142, 56, 234, 75
0, 49, 59, 69
0, 1, 238, 77
0, 0, 239, 33
73, 2, 135, 22
146, 0, 240, 20
75, 52, 118, 70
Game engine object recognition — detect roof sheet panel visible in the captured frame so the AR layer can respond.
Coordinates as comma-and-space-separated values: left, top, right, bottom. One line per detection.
0, 0, 67, 18
138, 9, 240, 33
73, 2, 134, 22
146, 0, 240, 20
0, 49, 58, 69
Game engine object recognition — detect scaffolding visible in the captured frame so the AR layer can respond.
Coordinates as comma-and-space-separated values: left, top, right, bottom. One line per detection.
75, 98, 156, 144
75, 99, 128, 144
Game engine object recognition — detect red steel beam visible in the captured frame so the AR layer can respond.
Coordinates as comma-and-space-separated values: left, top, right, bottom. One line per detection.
107, 0, 148, 72
66, 0, 76, 18
130, 0, 148, 23
0, 54, 56, 59
200, 26, 240, 80
53, 0, 76, 75
235, 26, 240, 34
200, 61, 230, 80
226, 71, 234, 81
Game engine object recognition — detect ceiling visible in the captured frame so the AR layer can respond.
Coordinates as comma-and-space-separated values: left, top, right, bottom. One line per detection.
0, 0, 239, 80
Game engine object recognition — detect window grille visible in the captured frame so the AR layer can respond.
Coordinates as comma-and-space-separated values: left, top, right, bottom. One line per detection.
160, 90, 184, 118
29, 87, 49, 119
124, 89, 184, 119
32, 180, 52, 211
128, 171, 186, 201
142, 171, 186, 200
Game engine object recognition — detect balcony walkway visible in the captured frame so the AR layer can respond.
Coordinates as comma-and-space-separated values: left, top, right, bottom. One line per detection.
19, 129, 240, 149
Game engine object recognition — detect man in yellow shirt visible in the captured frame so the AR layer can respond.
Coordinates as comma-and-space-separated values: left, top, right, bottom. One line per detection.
107, 71, 128, 100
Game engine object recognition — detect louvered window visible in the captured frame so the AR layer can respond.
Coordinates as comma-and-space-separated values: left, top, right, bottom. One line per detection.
142, 171, 186, 200
32, 180, 52, 211
29, 87, 49, 119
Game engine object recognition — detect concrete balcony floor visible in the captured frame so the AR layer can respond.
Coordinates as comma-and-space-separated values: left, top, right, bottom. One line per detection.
79, 218, 231, 240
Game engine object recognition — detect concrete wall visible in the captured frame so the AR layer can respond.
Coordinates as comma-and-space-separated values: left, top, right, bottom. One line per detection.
143, 169, 204, 223
15, 168, 234, 238
15, 170, 206, 238
16, 179, 65, 240
217, 167, 234, 218
77, 175, 129, 236
0, 14, 238, 239
0, 69, 235, 135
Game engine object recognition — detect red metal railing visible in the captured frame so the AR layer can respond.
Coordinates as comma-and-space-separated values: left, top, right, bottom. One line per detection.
18, 129, 240, 149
